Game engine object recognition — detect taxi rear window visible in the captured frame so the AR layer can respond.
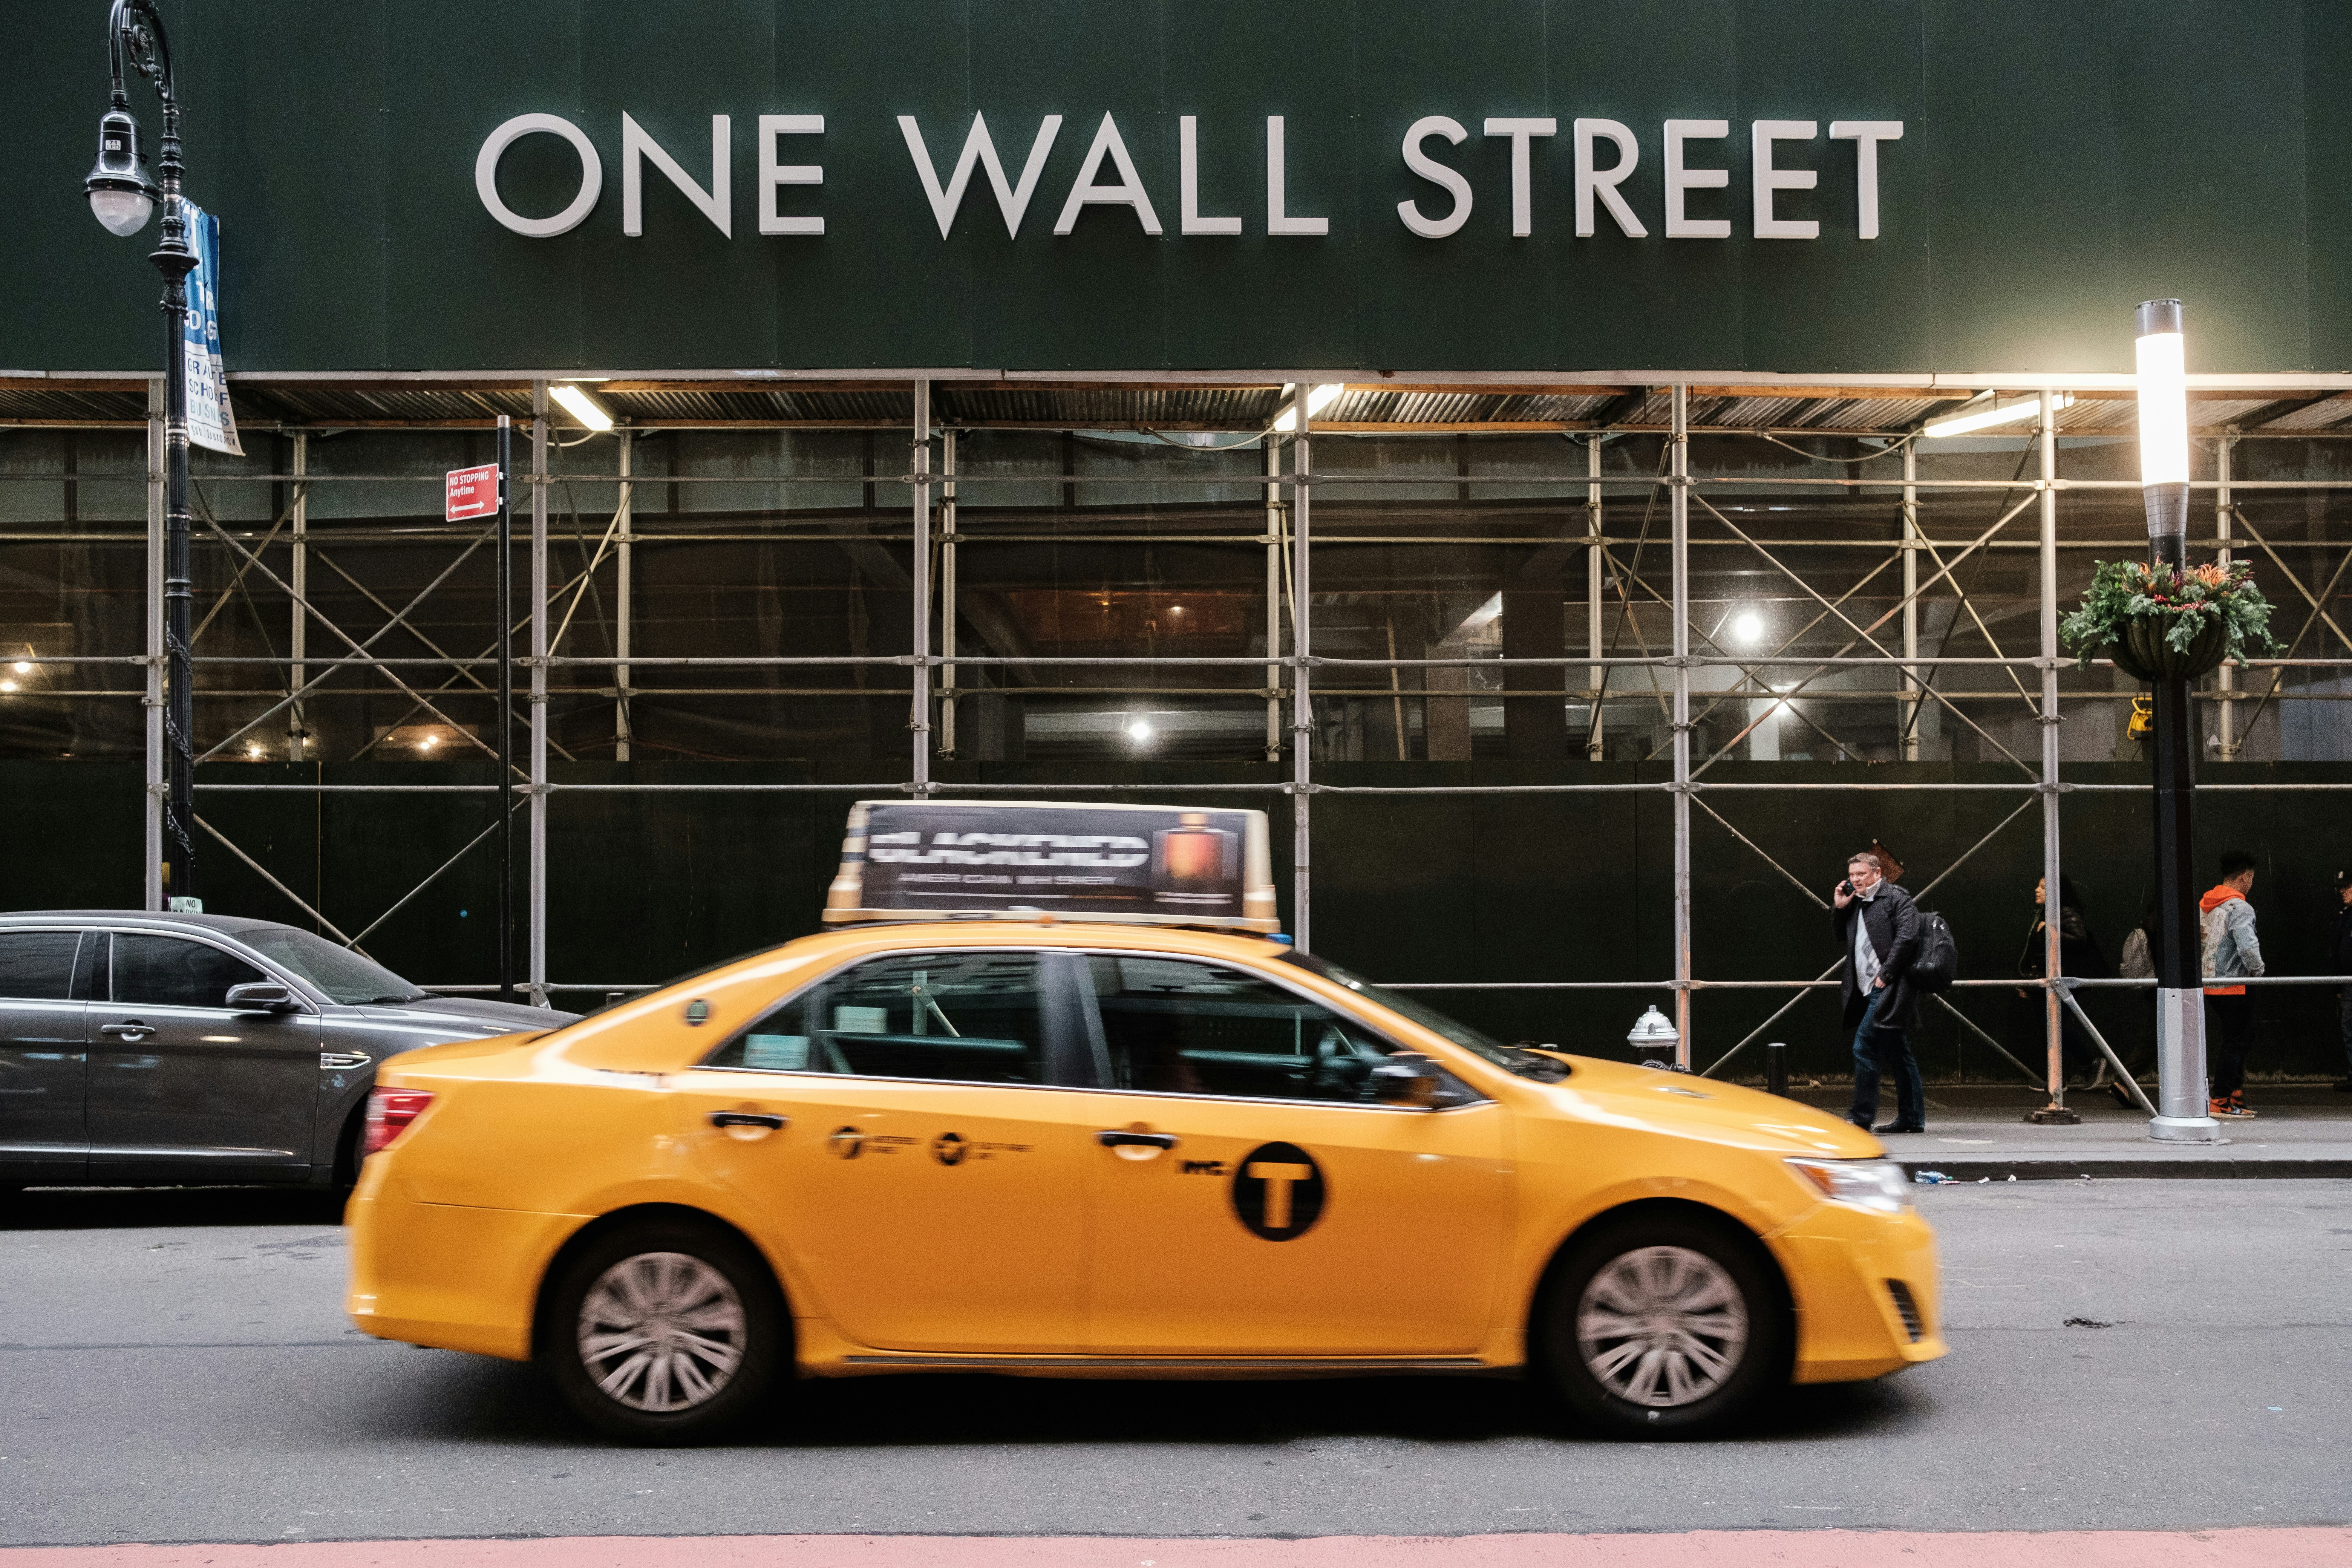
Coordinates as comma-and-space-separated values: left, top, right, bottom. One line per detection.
704, 951, 1047, 1085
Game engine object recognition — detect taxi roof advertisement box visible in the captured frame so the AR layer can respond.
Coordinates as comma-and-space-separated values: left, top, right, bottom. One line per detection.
826, 800, 1280, 933
4, 1, 2349, 376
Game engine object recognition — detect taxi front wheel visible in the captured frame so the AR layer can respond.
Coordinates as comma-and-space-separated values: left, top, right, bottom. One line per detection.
1531, 1210, 1792, 1439
539, 1219, 787, 1444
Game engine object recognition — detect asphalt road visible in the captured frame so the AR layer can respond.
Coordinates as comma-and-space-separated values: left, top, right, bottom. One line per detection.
1, 1181, 2347, 1548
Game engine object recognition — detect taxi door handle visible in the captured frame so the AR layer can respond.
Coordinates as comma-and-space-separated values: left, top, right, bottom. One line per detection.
709, 1112, 788, 1131
101, 1021, 154, 1041
1096, 1130, 1178, 1150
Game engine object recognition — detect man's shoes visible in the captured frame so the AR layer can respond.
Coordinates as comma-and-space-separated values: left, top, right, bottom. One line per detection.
2210, 1095, 2256, 1119
1873, 1122, 1925, 1135
2106, 1081, 2137, 1109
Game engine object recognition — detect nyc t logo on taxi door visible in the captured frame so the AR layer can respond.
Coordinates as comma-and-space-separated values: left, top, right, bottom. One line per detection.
1232, 1142, 1325, 1240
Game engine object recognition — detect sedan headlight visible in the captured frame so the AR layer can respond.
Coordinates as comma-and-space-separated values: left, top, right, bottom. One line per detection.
1786, 1157, 1912, 1214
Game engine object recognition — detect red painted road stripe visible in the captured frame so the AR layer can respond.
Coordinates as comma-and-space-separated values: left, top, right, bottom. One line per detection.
3, 1532, 2349, 1568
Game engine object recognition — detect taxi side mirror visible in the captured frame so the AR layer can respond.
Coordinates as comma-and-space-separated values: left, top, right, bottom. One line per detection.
225, 982, 302, 1014
1371, 1053, 1441, 1107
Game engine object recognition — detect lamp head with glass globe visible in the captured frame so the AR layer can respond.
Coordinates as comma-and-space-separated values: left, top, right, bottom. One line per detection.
85, 103, 158, 236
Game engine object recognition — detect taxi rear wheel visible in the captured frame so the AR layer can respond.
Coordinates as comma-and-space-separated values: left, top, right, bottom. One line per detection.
1532, 1209, 1790, 1439
539, 1219, 786, 1443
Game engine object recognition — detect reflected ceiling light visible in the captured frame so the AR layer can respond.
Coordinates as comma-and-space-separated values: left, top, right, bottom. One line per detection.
12, 661, 29, 674
550, 383, 615, 432
0, 681, 15, 694
1921, 390, 2072, 439
1125, 719, 1155, 744
420, 734, 439, 749
1272, 383, 1344, 433
1731, 611, 1764, 644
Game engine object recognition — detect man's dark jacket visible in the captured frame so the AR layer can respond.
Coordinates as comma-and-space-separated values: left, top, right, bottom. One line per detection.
1833, 882, 1922, 1029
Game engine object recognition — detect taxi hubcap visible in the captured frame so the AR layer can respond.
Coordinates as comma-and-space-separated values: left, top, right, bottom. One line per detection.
1575, 1245, 1749, 1408
577, 1251, 747, 1413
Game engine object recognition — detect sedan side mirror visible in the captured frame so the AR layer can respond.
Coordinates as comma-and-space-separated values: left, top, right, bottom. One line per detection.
225, 982, 303, 1014
1371, 1053, 1441, 1107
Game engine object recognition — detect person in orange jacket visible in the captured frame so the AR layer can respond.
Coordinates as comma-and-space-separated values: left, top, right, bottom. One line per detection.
2200, 850, 2266, 1119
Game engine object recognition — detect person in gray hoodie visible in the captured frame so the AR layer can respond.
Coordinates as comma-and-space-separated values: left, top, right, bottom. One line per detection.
2200, 849, 2265, 1119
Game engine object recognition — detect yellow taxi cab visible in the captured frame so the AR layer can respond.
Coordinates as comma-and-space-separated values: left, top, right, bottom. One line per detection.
346, 800, 1943, 1443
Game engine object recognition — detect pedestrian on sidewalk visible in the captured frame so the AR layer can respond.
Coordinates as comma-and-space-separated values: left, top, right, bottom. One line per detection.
2201, 850, 2266, 1119
2016, 874, 2109, 1086
2332, 869, 2352, 1094
2110, 886, 2159, 1104
1831, 850, 1925, 1135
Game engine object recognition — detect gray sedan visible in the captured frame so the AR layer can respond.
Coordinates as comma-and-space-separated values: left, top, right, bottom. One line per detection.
0, 911, 574, 1193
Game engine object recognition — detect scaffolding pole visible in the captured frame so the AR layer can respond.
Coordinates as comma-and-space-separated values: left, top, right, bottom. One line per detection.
1266, 433, 1283, 763
1587, 433, 1606, 762
911, 380, 933, 794
496, 416, 513, 1001
529, 383, 549, 1008
143, 377, 164, 913
1294, 395, 1315, 949
614, 430, 633, 761
2216, 432, 2237, 757
1671, 384, 1693, 1066
288, 433, 308, 760
939, 428, 957, 759
1902, 438, 1920, 762
2031, 389, 2077, 1122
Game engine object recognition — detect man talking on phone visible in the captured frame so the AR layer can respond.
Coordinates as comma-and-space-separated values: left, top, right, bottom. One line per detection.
1832, 850, 1926, 1134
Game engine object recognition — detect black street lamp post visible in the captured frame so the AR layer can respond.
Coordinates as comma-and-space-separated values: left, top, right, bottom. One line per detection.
2134, 299, 2222, 1142
84, 0, 197, 909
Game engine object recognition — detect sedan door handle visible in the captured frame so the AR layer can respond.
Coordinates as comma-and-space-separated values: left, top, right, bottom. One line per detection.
1096, 1130, 1178, 1150
708, 1111, 788, 1131
100, 1021, 154, 1040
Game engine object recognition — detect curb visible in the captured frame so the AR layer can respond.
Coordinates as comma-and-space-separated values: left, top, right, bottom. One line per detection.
1898, 1158, 2352, 1181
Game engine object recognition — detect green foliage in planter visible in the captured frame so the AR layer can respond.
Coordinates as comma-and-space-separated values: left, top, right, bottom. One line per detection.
2060, 559, 2277, 672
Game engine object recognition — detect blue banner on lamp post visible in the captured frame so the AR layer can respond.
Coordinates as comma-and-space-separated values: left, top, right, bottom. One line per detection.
181, 202, 241, 457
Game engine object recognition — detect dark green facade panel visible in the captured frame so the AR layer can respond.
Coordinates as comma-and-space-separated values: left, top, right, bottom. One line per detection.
3, 0, 2342, 373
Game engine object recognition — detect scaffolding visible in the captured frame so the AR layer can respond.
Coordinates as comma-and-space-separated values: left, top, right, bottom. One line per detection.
5, 369, 2352, 1113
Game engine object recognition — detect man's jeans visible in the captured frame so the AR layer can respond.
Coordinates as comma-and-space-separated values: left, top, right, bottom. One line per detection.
1849, 985, 1925, 1129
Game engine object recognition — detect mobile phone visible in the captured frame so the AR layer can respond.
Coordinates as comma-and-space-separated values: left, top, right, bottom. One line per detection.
1838, 879, 1853, 895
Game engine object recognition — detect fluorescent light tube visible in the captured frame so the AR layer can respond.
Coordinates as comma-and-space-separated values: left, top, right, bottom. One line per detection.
1922, 392, 2071, 439
550, 383, 615, 432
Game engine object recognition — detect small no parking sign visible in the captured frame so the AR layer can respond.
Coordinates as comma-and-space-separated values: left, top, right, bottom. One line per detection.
445, 463, 500, 521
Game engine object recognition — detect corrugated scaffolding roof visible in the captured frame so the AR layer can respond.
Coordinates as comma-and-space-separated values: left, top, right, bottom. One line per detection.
5, 377, 2352, 439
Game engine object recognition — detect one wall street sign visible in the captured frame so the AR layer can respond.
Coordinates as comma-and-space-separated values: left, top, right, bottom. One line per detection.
5, 0, 2348, 377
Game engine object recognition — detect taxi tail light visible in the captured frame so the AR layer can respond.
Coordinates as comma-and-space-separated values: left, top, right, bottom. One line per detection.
362, 1088, 436, 1157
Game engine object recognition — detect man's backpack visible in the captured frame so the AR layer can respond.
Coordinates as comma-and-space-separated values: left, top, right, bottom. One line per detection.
1911, 910, 1959, 992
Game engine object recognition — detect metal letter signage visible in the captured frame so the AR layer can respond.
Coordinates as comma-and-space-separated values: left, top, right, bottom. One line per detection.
8, 2, 2341, 377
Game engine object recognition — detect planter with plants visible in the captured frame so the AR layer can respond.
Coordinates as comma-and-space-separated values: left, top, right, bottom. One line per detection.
2060, 559, 2277, 682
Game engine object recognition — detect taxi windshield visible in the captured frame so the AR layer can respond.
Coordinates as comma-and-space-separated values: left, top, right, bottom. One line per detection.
1277, 950, 1568, 1081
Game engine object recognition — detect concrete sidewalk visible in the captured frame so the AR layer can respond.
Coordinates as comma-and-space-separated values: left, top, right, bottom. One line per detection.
1776, 1084, 2352, 1179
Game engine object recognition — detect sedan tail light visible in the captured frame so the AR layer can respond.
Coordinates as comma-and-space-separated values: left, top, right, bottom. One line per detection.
362, 1088, 436, 1157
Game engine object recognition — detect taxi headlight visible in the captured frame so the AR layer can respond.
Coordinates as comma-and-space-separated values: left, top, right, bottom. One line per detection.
1786, 1157, 1911, 1215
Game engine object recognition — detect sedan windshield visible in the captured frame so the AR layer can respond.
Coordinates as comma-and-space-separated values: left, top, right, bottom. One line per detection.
238, 928, 430, 1005
1277, 949, 1569, 1082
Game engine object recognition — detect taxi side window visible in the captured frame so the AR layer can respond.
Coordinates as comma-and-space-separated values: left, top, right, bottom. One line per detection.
1086, 956, 1399, 1105
707, 952, 1046, 1085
